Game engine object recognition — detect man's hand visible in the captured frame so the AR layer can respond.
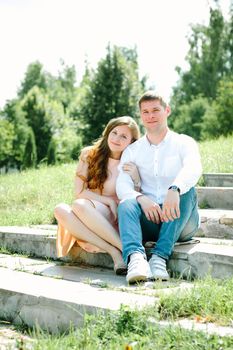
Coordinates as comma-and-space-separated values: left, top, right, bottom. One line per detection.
137, 195, 163, 224
162, 190, 180, 222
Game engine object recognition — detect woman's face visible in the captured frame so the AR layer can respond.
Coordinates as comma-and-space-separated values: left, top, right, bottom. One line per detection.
107, 125, 133, 156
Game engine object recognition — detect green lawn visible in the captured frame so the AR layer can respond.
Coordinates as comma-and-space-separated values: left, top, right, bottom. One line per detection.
0, 163, 75, 226
0, 134, 232, 226
199, 134, 233, 173
18, 277, 233, 349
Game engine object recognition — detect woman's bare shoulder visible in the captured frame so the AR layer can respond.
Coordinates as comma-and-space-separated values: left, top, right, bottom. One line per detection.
79, 146, 92, 162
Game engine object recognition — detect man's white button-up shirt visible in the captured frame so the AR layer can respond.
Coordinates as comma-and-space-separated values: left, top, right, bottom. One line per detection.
116, 130, 202, 204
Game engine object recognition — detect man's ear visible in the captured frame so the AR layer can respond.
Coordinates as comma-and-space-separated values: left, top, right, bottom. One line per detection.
166, 105, 171, 117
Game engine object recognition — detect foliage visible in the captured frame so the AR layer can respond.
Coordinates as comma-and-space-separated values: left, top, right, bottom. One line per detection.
18, 61, 47, 98
201, 78, 233, 139
47, 138, 57, 165
172, 6, 229, 106
0, 118, 14, 167
169, 96, 209, 140
21, 86, 54, 163
80, 45, 145, 144
2, 99, 30, 169
22, 127, 37, 169
46, 60, 78, 111
171, 3, 233, 139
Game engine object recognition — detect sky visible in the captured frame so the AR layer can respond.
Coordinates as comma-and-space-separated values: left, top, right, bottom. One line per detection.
0, 0, 231, 108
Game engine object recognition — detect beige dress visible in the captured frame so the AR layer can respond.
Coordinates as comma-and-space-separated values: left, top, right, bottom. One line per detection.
56, 157, 120, 257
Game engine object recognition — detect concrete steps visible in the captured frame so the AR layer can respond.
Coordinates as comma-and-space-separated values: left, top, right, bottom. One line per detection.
0, 265, 155, 333
203, 173, 233, 187
0, 254, 233, 336
196, 186, 233, 209
0, 253, 186, 334
0, 209, 233, 280
199, 208, 233, 239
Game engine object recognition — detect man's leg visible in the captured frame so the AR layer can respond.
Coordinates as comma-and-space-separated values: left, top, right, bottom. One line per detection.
118, 198, 145, 263
152, 187, 199, 260
118, 198, 150, 283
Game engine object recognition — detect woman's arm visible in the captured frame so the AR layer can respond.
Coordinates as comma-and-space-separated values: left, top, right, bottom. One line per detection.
122, 162, 141, 191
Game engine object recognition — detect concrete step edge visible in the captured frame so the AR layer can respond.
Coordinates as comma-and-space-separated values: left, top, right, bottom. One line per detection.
0, 267, 233, 337
0, 267, 155, 334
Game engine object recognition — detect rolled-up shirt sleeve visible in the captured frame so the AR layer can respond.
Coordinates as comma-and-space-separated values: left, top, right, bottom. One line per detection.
116, 147, 142, 200
172, 135, 202, 194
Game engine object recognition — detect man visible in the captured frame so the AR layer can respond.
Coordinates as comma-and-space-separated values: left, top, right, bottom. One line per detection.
116, 91, 202, 283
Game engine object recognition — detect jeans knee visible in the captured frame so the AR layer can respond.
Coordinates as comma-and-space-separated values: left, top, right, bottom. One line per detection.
118, 198, 139, 215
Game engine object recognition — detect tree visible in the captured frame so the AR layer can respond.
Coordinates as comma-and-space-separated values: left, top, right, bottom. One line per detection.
172, 5, 228, 108
201, 78, 233, 139
170, 2, 233, 139
2, 99, 29, 169
47, 138, 57, 165
18, 61, 47, 98
46, 61, 78, 111
21, 86, 53, 163
81, 45, 145, 144
22, 127, 37, 169
169, 96, 210, 140
0, 118, 14, 168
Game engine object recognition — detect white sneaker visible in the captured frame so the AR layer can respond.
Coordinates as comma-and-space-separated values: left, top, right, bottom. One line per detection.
149, 254, 169, 281
126, 252, 150, 284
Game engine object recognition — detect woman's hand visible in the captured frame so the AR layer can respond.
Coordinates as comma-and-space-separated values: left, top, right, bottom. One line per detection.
123, 162, 141, 188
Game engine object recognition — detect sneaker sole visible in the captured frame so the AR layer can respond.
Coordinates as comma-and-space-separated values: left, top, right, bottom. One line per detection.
126, 274, 148, 284
149, 275, 169, 281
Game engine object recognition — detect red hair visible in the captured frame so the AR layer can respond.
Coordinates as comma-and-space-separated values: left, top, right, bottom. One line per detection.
86, 116, 140, 193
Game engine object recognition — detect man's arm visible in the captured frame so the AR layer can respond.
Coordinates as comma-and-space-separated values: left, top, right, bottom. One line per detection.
172, 135, 202, 194
162, 135, 202, 222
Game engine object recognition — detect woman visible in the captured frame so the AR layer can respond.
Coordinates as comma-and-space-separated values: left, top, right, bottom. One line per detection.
54, 116, 141, 275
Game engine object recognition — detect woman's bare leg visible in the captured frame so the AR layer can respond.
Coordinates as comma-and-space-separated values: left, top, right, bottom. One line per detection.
72, 199, 122, 251
54, 203, 124, 267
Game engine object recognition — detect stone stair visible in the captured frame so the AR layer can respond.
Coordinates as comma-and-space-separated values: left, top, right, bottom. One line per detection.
0, 206, 233, 280
196, 186, 233, 209
0, 253, 233, 337
0, 179, 233, 336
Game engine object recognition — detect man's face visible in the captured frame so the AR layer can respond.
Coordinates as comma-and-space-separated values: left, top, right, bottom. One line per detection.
140, 99, 170, 132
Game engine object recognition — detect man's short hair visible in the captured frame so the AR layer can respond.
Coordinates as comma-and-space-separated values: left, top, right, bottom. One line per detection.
139, 91, 168, 109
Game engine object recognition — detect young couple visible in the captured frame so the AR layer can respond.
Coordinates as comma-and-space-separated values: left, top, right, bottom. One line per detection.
54, 91, 202, 284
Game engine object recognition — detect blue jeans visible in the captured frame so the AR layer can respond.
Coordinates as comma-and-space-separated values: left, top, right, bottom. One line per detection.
118, 187, 200, 263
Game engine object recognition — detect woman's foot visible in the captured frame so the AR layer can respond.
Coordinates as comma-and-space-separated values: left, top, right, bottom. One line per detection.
110, 248, 127, 275
114, 261, 127, 275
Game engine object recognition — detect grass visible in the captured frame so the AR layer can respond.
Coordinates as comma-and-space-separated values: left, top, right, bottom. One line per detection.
3, 278, 233, 349
0, 163, 75, 226
199, 134, 233, 173
157, 276, 233, 326
0, 134, 232, 226
18, 302, 233, 349
30, 323, 233, 350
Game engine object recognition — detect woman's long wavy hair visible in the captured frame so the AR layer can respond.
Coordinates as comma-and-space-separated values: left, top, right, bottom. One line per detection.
86, 116, 140, 193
